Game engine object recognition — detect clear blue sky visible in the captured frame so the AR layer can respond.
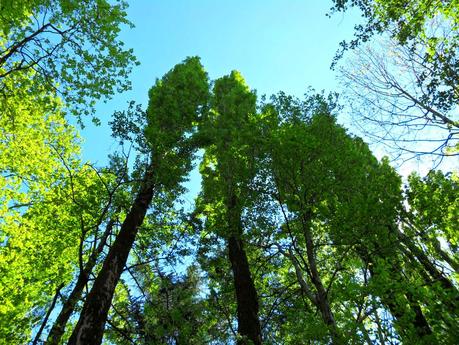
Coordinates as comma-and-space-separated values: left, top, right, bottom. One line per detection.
81, 1, 361, 166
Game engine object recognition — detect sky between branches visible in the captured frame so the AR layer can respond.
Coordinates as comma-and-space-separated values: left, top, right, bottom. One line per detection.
78, 1, 453, 197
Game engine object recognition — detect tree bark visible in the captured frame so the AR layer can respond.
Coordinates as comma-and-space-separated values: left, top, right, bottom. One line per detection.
396, 229, 459, 331
405, 291, 434, 339
301, 216, 343, 345
226, 195, 262, 345
362, 249, 435, 343
32, 283, 64, 345
46, 219, 115, 345
228, 235, 262, 345
67, 168, 155, 345
371, 270, 433, 340
397, 229, 458, 292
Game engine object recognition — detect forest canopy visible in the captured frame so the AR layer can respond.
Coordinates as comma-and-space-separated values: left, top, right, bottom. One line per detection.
0, 1, 458, 345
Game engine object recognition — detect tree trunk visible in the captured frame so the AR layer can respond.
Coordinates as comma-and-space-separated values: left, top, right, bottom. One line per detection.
32, 283, 64, 345
372, 273, 432, 341
406, 292, 433, 339
397, 230, 459, 332
67, 169, 155, 345
228, 235, 262, 345
46, 219, 115, 345
301, 217, 343, 345
397, 229, 458, 292
366, 258, 434, 342
226, 194, 262, 345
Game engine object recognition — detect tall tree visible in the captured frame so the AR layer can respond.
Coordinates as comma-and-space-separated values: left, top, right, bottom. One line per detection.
197, 71, 263, 344
44, 158, 129, 345
264, 93, 365, 344
257, 91, 450, 343
67, 57, 209, 345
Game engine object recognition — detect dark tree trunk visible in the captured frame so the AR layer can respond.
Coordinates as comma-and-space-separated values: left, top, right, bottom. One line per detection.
228, 235, 262, 345
47, 269, 91, 344
397, 229, 458, 292
46, 220, 115, 345
406, 293, 434, 338
226, 194, 262, 345
68, 169, 155, 345
377, 285, 433, 341
397, 230, 459, 332
32, 283, 64, 345
364, 254, 435, 342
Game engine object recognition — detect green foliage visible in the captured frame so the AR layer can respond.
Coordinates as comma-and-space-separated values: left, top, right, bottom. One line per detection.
198, 71, 258, 216
1, 40, 457, 343
0, 93, 98, 342
331, 0, 459, 44
407, 171, 459, 253
145, 56, 210, 192
0, 164, 125, 343
0, 0, 137, 120
0, 6, 138, 338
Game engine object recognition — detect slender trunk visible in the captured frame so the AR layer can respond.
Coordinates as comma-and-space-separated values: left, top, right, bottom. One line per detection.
406, 292, 433, 338
46, 219, 115, 345
358, 245, 434, 342
68, 169, 155, 345
431, 238, 459, 273
405, 221, 459, 273
397, 229, 458, 292
397, 229, 459, 332
302, 216, 343, 345
32, 283, 64, 345
358, 322, 373, 345
287, 248, 316, 304
372, 305, 386, 345
227, 235, 262, 345
367, 261, 434, 342
374, 275, 431, 340
226, 194, 262, 345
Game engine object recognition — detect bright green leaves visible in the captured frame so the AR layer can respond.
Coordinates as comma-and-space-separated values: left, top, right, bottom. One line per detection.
146, 57, 210, 146
406, 171, 459, 266
0, 98, 75, 342
0, 22, 129, 323
0, 0, 137, 120
0, 161, 121, 344
371, 0, 459, 43
198, 70, 258, 235
0, 70, 129, 342
0, 74, 79, 224
144, 57, 210, 192
210, 71, 256, 126
194, 71, 265, 344
203, 71, 257, 184
0, 2, 138, 338
1, 43, 457, 343
259, 90, 435, 343
331, 0, 459, 49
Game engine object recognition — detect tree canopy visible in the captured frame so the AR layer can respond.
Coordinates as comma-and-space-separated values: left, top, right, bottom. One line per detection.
0, 0, 137, 121
0, 2, 458, 345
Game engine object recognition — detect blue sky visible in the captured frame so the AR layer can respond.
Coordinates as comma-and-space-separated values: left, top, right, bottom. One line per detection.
81, 1, 361, 166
